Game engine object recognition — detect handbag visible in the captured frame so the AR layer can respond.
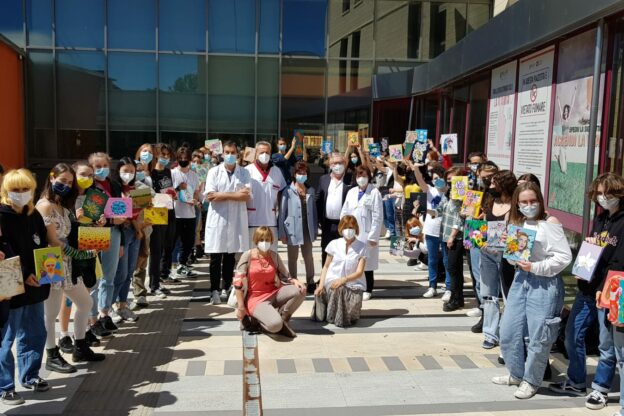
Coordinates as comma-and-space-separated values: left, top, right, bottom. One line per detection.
227, 280, 247, 308
310, 293, 327, 322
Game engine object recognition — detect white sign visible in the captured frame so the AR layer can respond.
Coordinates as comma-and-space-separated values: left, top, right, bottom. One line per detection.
513, 47, 555, 184
487, 61, 517, 169
440, 134, 458, 155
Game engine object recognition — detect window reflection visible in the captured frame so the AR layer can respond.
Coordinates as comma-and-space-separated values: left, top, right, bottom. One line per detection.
259, 0, 280, 53
258, 58, 280, 135
27, 0, 53, 46
429, 2, 467, 58
0, 0, 24, 47
108, 0, 155, 50
466, 77, 489, 158
208, 56, 254, 134
283, 0, 327, 57
208, 0, 255, 53
28, 51, 54, 159
159, 0, 206, 52
55, 0, 104, 48
328, 0, 373, 59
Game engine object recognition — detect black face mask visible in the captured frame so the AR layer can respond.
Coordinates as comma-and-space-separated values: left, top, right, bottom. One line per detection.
487, 188, 502, 198
178, 160, 190, 168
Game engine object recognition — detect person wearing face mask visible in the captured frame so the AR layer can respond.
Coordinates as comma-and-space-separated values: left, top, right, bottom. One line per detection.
246, 141, 287, 253
492, 182, 572, 400
466, 152, 486, 190
316, 153, 353, 269
550, 173, 624, 411
278, 161, 318, 295
271, 137, 303, 185
404, 216, 428, 263
340, 166, 383, 301
233, 227, 305, 337
204, 141, 253, 305
314, 215, 367, 327
0, 169, 51, 405
343, 140, 367, 186
131, 158, 154, 312
88, 152, 126, 336
190, 150, 207, 264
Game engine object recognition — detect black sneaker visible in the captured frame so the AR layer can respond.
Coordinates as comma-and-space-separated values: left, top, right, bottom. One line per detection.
306, 283, 316, 295
548, 380, 586, 396
482, 339, 498, 350
585, 390, 608, 409
159, 287, 172, 294
497, 355, 505, 365
22, 377, 50, 392
73, 339, 105, 362
1, 390, 24, 405
100, 316, 118, 332
407, 258, 418, 267
58, 335, 74, 354
471, 316, 483, 333
89, 321, 112, 338
443, 301, 461, 312
85, 329, 101, 346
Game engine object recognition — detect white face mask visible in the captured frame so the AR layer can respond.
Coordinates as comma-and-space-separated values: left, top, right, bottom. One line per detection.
257, 153, 271, 165
120, 172, 135, 184
257, 241, 271, 252
597, 195, 620, 211
342, 228, 356, 240
356, 177, 368, 188
8, 191, 32, 208
332, 164, 345, 175
519, 203, 539, 219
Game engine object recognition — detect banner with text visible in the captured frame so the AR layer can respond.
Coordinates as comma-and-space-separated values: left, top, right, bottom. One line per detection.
487, 60, 517, 170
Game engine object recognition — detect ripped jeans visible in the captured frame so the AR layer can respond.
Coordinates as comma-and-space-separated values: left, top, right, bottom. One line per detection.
500, 270, 564, 387
480, 249, 503, 344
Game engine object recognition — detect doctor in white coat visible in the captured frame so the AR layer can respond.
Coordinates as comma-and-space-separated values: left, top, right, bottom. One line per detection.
340, 165, 383, 301
204, 141, 252, 305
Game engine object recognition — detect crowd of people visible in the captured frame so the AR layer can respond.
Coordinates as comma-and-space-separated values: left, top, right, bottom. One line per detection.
0, 137, 623, 415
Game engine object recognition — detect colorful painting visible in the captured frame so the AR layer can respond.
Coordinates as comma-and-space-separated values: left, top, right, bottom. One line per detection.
362, 137, 374, 149
243, 147, 256, 164
178, 188, 193, 204
412, 131, 429, 164
572, 242, 604, 282
0, 256, 25, 298
487, 221, 507, 250
599, 271, 624, 326
33, 247, 65, 284
503, 225, 537, 262
293, 129, 305, 160
104, 197, 133, 219
196, 163, 210, 182
460, 190, 484, 217
129, 187, 152, 209
204, 139, 223, 155
388, 145, 403, 162
82, 188, 109, 222
368, 143, 381, 158
416, 129, 428, 143
144, 207, 168, 225
381, 138, 389, 152
450, 176, 469, 200
390, 236, 406, 256
152, 193, 173, 210
403, 142, 415, 159
321, 139, 333, 154
464, 220, 488, 249
441, 133, 458, 155
405, 131, 417, 143
347, 131, 359, 147
78, 226, 111, 251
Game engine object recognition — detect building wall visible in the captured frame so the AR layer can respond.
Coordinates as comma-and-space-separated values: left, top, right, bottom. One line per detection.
0, 40, 24, 169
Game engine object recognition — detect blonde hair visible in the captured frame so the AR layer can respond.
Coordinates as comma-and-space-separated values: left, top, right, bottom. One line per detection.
252, 226, 274, 245
88, 152, 111, 165
0, 169, 37, 215
338, 215, 359, 236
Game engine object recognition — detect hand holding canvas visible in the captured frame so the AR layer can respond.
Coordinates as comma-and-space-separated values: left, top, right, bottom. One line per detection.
517, 260, 532, 272
25, 273, 40, 287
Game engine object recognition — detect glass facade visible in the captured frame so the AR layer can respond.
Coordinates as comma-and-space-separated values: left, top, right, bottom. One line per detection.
0, 0, 491, 163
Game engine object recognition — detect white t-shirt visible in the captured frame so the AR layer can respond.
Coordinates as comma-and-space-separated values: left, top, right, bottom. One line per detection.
325, 178, 344, 220
246, 163, 287, 227
324, 238, 368, 290
172, 168, 200, 219
423, 187, 443, 237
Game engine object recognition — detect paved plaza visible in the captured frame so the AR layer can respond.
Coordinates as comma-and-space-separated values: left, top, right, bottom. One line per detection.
0, 239, 618, 416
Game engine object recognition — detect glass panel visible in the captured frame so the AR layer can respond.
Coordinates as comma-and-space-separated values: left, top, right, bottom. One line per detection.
108, 52, 156, 131
57, 51, 106, 158
208, 0, 255, 53
27, 0, 53, 46
467, 3, 490, 34
0, 0, 24, 47
374, 60, 421, 74
159, 54, 206, 132
420, 95, 439, 143
108, 0, 155, 50
27, 51, 55, 159
328, 0, 373, 58
208, 56, 254, 135
55, 0, 104, 48
375, 0, 422, 60
109, 131, 156, 160
451, 85, 468, 160
160, 132, 206, 151
257, 58, 279, 135
283, 0, 327, 57
429, 2, 467, 59
372, 97, 410, 146
466, 78, 489, 160
281, 58, 326, 141
259, 0, 280, 53
159, 0, 206, 52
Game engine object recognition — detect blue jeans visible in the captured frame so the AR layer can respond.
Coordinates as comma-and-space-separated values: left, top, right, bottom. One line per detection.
500, 270, 564, 387
612, 326, 624, 413
425, 235, 449, 289
0, 303, 46, 392
113, 227, 141, 304
91, 226, 122, 317
480, 249, 503, 343
383, 197, 396, 236
470, 247, 482, 306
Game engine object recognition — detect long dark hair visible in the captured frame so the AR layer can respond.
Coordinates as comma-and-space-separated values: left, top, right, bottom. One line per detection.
484, 170, 517, 213
113, 157, 137, 187
41, 163, 78, 210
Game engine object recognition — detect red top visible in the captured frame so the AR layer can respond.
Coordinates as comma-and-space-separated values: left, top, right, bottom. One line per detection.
441, 154, 453, 170
245, 255, 279, 315
96, 179, 113, 197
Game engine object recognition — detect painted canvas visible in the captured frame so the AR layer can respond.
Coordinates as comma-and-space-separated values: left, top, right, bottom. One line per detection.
503, 225, 537, 262
460, 190, 484, 217
195, 163, 210, 182
293, 129, 305, 159
412, 131, 429, 164
104, 197, 133, 219
390, 236, 406, 256
416, 129, 428, 142
381, 138, 389, 152
572, 242, 604, 282
405, 131, 417, 143
403, 142, 415, 159
33, 247, 65, 284
178, 188, 193, 204
0, 256, 25, 298
599, 271, 624, 326
463, 220, 488, 249
152, 193, 174, 210
368, 143, 381, 158
450, 176, 469, 200
78, 226, 111, 251
129, 188, 152, 209
362, 137, 374, 149
388, 144, 403, 162
243, 147, 256, 164
82, 188, 109, 222
410, 192, 427, 214
487, 221, 507, 250
321, 140, 333, 154
441, 134, 459, 155
204, 139, 223, 155
347, 131, 359, 147
144, 207, 168, 225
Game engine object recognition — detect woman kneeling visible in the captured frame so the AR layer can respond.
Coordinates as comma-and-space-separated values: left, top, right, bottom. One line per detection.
315, 215, 367, 327
234, 227, 306, 338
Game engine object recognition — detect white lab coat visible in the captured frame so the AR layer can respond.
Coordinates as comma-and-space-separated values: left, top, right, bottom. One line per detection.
340, 184, 383, 271
203, 164, 252, 254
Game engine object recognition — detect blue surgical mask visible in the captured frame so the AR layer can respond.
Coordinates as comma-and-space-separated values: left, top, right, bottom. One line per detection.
191, 162, 197, 171
278, 144, 287, 152
351, 157, 359, 165
519, 203, 539, 219
158, 158, 169, 167
204, 154, 210, 161
136, 171, 146, 182
94, 167, 109, 180
409, 226, 421, 236
295, 174, 307, 184
434, 178, 446, 189
140, 151, 153, 164
52, 181, 71, 197
224, 154, 237, 165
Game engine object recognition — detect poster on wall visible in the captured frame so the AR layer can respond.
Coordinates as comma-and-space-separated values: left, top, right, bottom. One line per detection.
487, 61, 517, 170
548, 29, 603, 216
513, 46, 555, 185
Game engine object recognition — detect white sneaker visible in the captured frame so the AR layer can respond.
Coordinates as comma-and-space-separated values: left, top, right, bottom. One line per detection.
514, 381, 538, 399
423, 287, 437, 298
441, 290, 452, 303
363, 292, 372, 301
211, 290, 221, 305
466, 308, 482, 317
220, 289, 229, 300
118, 307, 138, 322
134, 296, 149, 308
491, 375, 521, 386
416, 262, 428, 271
110, 310, 123, 324
384, 230, 391, 239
